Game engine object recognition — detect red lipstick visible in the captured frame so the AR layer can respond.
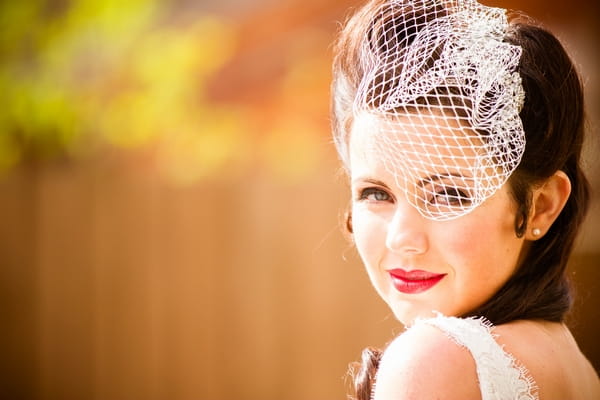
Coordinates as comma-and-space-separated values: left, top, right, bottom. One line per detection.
388, 269, 446, 294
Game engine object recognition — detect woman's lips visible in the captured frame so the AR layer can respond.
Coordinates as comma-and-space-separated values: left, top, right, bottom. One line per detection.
387, 268, 446, 294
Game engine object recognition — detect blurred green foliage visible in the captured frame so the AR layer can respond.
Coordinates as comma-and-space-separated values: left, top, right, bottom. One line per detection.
0, 0, 244, 181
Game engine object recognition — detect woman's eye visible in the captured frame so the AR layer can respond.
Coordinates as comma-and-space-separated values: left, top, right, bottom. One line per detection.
358, 187, 392, 202
429, 186, 471, 206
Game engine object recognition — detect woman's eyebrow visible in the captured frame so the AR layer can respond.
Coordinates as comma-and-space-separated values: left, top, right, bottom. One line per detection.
351, 177, 391, 189
417, 172, 468, 187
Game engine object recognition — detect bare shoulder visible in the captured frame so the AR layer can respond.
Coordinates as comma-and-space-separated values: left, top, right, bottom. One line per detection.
493, 320, 600, 400
373, 323, 481, 400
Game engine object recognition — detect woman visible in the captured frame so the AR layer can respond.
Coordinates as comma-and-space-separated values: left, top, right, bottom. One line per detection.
331, 0, 600, 398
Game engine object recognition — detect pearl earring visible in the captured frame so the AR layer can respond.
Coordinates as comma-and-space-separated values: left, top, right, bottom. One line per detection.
532, 228, 541, 236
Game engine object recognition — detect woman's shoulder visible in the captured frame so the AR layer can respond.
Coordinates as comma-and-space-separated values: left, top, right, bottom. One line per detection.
374, 315, 599, 399
374, 314, 544, 400
493, 319, 600, 399
374, 317, 482, 400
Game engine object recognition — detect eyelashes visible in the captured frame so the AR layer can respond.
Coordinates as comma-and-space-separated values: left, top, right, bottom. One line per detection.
357, 187, 393, 202
426, 184, 472, 207
356, 184, 472, 208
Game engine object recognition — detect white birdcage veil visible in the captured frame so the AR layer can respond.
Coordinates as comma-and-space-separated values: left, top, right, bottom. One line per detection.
340, 0, 525, 220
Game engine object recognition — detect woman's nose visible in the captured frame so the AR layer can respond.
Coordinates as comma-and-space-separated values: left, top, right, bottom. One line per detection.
385, 202, 428, 254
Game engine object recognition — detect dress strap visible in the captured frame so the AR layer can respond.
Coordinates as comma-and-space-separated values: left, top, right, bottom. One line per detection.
415, 314, 538, 400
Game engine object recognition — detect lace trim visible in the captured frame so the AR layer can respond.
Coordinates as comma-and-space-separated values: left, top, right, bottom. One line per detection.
416, 313, 539, 400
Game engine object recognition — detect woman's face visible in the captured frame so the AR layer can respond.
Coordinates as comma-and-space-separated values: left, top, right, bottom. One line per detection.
348, 111, 527, 326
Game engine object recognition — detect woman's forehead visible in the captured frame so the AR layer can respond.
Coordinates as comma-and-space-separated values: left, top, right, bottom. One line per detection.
349, 110, 485, 167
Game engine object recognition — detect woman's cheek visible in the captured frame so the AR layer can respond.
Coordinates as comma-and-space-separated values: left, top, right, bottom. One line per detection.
434, 217, 495, 268
352, 208, 386, 262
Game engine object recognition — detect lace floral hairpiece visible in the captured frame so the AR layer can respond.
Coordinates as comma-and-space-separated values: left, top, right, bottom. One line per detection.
350, 0, 525, 220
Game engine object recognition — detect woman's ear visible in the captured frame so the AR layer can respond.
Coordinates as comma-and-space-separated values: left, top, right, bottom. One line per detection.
525, 171, 571, 240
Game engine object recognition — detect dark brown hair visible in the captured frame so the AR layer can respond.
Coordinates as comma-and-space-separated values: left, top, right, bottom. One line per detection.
331, 1, 590, 399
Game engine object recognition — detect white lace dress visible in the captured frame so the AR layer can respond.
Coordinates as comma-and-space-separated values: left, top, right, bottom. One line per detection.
411, 314, 539, 400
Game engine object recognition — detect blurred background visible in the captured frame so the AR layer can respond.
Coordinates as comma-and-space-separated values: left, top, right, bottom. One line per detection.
0, 0, 598, 399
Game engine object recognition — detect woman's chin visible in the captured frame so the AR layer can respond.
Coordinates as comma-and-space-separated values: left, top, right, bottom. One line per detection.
389, 304, 439, 327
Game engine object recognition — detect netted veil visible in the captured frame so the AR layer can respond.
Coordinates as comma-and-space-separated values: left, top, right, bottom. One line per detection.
335, 0, 525, 220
